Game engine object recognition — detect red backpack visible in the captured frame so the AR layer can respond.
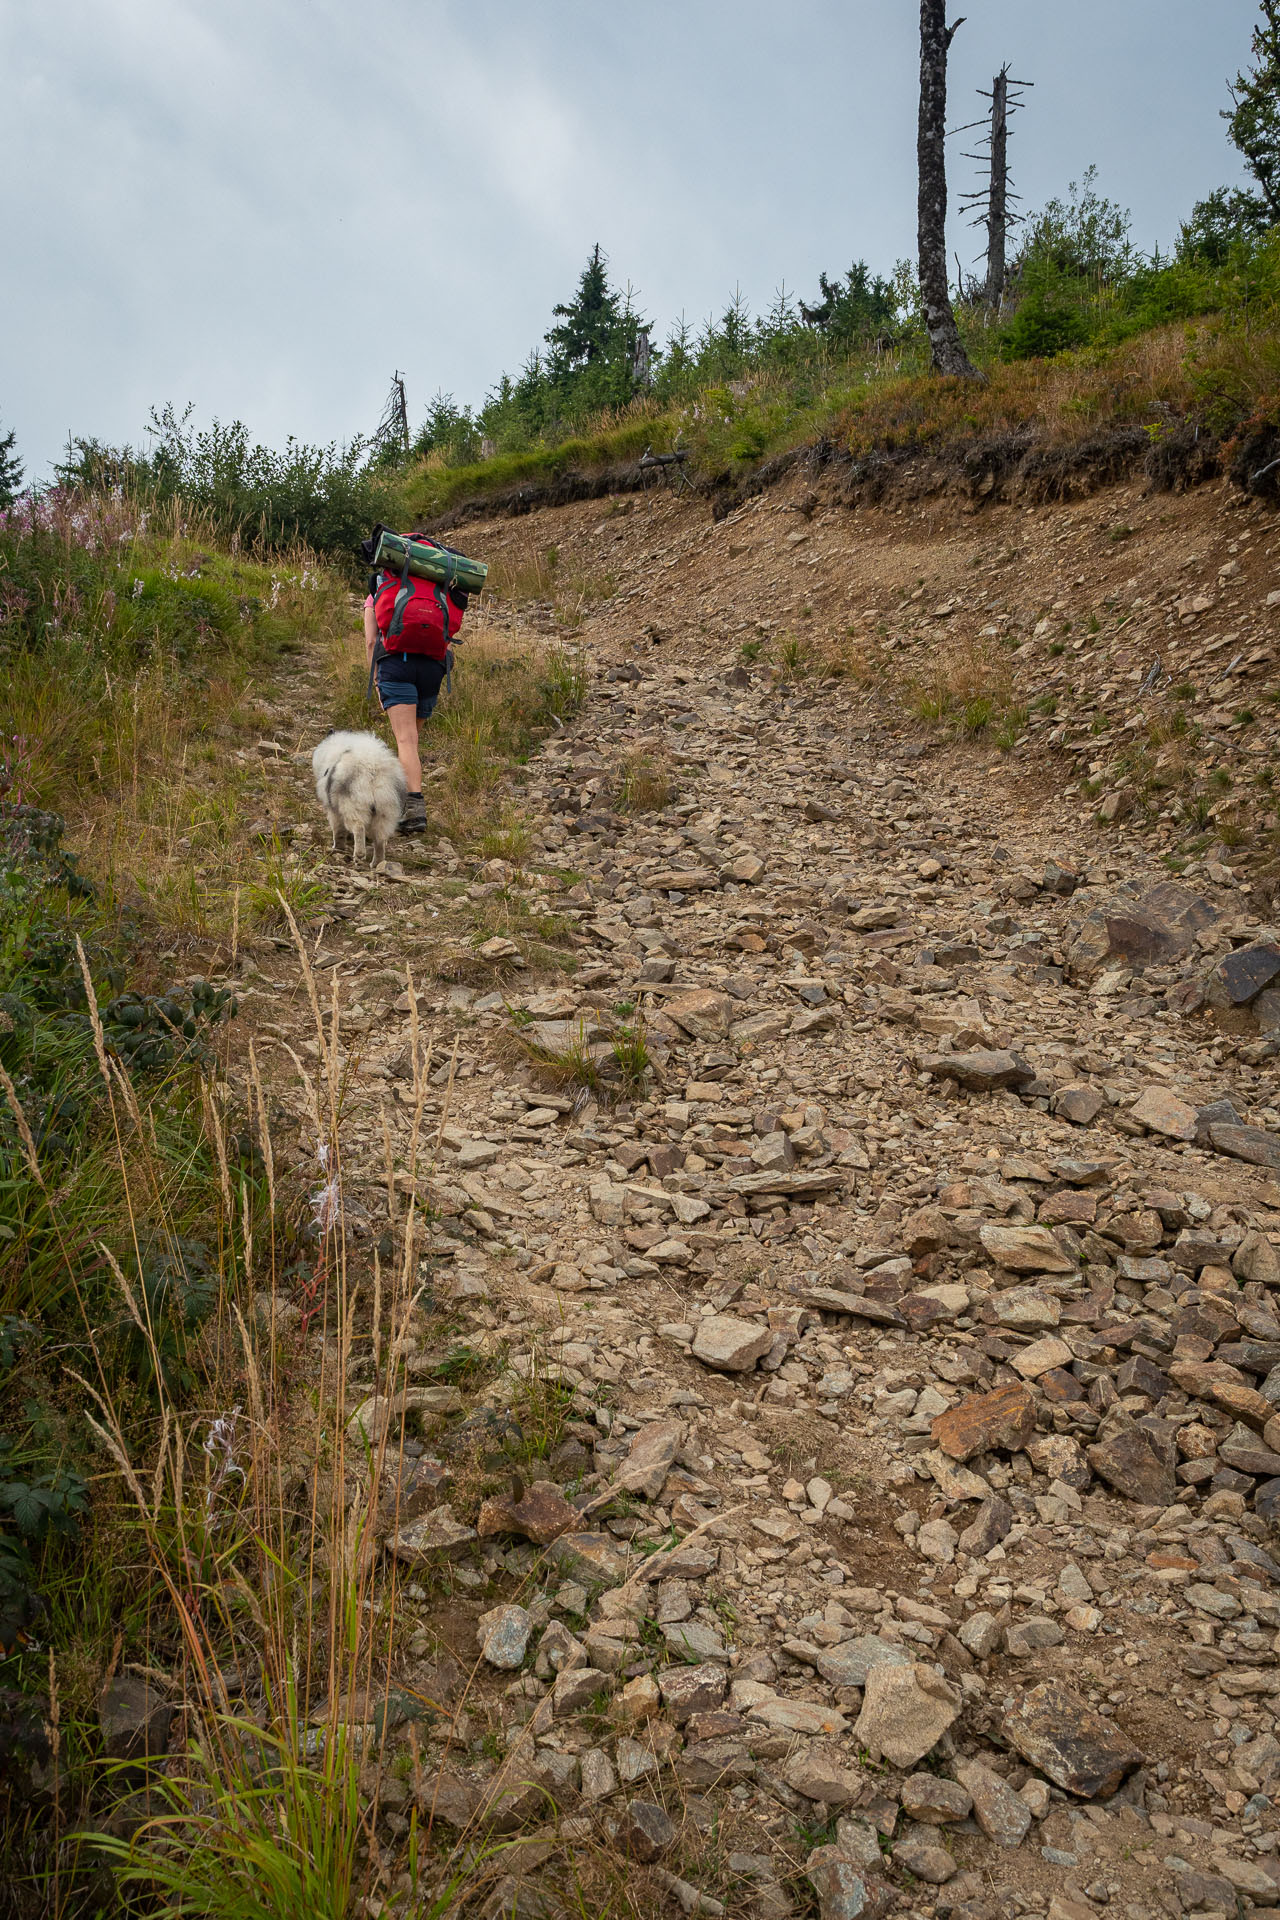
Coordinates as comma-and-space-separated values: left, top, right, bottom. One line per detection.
373, 541, 464, 660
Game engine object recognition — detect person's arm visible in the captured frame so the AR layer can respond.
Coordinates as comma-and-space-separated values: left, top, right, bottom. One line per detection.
363, 594, 378, 664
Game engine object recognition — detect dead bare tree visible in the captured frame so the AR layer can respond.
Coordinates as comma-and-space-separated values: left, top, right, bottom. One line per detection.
372, 371, 410, 457
959, 66, 1033, 309
918, 1, 981, 377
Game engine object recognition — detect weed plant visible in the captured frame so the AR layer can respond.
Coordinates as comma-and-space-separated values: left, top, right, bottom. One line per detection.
1, 487, 350, 941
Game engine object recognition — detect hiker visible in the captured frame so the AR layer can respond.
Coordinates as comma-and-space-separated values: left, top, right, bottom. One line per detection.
364, 531, 468, 835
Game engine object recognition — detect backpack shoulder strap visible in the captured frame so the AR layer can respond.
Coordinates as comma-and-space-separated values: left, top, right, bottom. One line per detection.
387, 548, 415, 639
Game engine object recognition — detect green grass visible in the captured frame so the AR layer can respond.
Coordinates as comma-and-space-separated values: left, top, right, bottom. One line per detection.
409, 415, 662, 521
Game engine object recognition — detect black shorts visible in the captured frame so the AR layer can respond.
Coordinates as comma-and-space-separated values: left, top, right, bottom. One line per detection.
375, 650, 446, 718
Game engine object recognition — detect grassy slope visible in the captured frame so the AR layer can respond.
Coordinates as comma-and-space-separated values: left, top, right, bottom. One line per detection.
0, 494, 589, 1916
408, 310, 1280, 525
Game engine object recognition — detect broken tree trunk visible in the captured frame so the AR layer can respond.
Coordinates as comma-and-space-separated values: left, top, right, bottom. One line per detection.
983, 68, 1010, 308
918, 0, 982, 378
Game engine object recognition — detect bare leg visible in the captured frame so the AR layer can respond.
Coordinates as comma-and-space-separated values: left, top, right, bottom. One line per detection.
387, 703, 423, 792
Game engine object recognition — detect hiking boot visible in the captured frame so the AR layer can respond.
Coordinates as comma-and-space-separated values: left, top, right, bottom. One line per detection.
399, 793, 428, 836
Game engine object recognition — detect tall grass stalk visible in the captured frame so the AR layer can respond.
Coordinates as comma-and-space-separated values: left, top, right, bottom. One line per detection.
67, 926, 466, 1917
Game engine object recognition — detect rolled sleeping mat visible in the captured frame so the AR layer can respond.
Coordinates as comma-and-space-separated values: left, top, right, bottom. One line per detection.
372, 527, 488, 595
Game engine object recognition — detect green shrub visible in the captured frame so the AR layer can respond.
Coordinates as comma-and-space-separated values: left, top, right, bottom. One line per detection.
56, 404, 407, 566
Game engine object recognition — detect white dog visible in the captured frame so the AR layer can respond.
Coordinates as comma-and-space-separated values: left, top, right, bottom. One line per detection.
311, 731, 407, 867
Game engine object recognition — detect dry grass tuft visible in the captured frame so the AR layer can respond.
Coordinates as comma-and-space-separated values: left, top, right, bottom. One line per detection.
613, 746, 673, 813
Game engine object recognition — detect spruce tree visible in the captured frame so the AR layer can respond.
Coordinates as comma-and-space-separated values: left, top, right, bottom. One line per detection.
0, 421, 22, 508
1225, 1, 1280, 222
545, 244, 625, 370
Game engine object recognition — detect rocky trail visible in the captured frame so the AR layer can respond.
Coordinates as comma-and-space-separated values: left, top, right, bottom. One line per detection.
231, 472, 1280, 1920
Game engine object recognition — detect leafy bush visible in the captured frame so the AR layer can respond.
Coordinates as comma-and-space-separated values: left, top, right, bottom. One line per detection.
57, 404, 406, 566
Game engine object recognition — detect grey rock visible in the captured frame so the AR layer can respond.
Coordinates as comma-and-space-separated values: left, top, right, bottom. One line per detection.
892, 1832, 956, 1884
1006, 1617, 1066, 1657
958, 1611, 1003, 1659
815, 1635, 911, 1689
386, 1504, 478, 1566
580, 1747, 617, 1802
832, 1818, 884, 1868
690, 1314, 774, 1372
616, 1799, 676, 1862
99, 1677, 172, 1762
661, 1619, 727, 1663
478, 1604, 531, 1671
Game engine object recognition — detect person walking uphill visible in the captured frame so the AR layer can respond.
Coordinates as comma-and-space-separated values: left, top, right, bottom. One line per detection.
364, 532, 469, 836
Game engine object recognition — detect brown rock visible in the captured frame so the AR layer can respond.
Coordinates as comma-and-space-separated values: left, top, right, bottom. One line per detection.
978, 1223, 1076, 1274
1219, 1422, 1280, 1477
1208, 1124, 1280, 1170
953, 1756, 1032, 1845
1026, 1435, 1091, 1489
932, 1383, 1037, 1462
552, 1666, 610, 1716
1065, 882, 1219, 983
1213, 943, 1280, 1005
1037, 1190, 1098, 1226
958, 1495, 1014, 1555
99, 1677, 172, 1762
1052, 1085, 1105, 1126
657, 1663, 727, 1722
920, 1049, 1035, 1093
476, 1480, 578, 1545
900, 1774, 973, 1824
853, 1662, 960, 1768
1087, 1427, 1176, 1506
615, 1420, 684, 1500
1002, 1680, 1143, 1798
664, 988, 733, 1038
1012, 1335, 1074, 1380
785, 1745, 865, 1807
678, 1736, 755, 1787
1235, 1230, 1280, 1288
892, 1834, 956, 1884
1130, 1087, 1198, 1141
1207, 1381, 1276, 1430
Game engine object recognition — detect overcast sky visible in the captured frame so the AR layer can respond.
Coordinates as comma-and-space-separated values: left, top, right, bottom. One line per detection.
2, 0, 1260, 481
